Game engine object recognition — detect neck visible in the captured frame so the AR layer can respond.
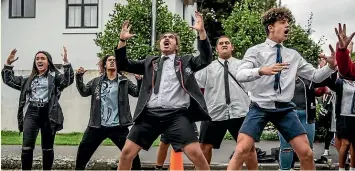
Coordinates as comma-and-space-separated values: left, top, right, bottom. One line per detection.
38, 69, 47, 76
106, 70, 117, 80
267, 35, 283, 44
162, 51, 175, 56
219, 55, 232, 60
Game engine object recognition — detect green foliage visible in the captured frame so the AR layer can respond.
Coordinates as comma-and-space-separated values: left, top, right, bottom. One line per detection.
223, 0, 324, 65
94, 0, 195, 60
351, 52, 355, 61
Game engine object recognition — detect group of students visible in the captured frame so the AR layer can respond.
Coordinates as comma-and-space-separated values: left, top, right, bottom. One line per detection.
2, 6, 355, 170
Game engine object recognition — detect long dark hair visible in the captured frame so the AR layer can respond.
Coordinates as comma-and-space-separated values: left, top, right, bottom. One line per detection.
24, 51, 60, 93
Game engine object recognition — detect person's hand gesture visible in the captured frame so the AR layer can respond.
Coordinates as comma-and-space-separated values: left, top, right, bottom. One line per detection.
120, 20, 136, 41
335, 23, 355, 50
134, 74, 142, 80
190, 11, 205, 32
61, 46, 69, 63
76, 67, 87, 75
6, 49, 19, 65
319, 44, 337, 70
258, 63, 289, 76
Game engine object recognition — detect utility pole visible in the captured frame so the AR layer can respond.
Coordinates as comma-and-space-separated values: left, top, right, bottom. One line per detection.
151, 0, 157, 50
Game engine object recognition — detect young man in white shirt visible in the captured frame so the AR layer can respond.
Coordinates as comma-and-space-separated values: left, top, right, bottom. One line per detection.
195, 36, 257, 169
227, 7, 336, 170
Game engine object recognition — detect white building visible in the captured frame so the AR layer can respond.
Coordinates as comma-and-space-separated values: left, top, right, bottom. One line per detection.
1, 0, 198, 132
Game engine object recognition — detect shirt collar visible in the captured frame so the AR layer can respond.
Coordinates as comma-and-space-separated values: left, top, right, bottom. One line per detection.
161, 54, 176, 61
265, 38, 283, 48
218, 57, 233, 63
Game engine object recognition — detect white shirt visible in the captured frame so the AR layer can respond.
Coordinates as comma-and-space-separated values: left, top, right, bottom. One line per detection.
195, 57, 250, 121
236, 38, 335, 109
147, 54, 190, 108
340, 80, 355, 117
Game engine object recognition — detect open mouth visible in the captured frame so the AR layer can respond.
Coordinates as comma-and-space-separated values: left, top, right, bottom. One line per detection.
284, 29, 289, 35
37, 63, 44, 67
163, 40, 170, 47
222, 47, 228, 50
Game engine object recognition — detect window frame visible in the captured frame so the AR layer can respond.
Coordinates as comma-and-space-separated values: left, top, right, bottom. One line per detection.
9, 0, 36, 19
65, 0, 99, 29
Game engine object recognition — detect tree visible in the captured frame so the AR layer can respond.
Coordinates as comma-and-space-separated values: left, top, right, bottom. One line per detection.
197, 0, 276, 48
223, 0, 324, 66
94, 0, 195, 59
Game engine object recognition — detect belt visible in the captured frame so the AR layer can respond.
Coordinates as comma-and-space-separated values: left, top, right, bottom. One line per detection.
29, 101, 48, 107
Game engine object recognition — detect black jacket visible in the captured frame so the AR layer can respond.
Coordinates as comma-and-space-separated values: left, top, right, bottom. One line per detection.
293, 77, 319, 124
75, 73, 141, 127
114, 38, 213, 122
1, 64, 74, 133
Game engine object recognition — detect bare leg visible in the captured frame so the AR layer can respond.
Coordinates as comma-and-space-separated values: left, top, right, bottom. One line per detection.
200, 143, 213, 164
289, 134, 315, 170
338, 139, 350, 169
227, 133, 255, 170
245, 145, 258, 170
182, 142, 210, 170
156, 141, 170, 167
118, 140, 142, 170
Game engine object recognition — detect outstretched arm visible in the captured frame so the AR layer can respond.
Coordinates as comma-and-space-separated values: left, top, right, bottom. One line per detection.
1, 49, 24, 90
189, 11, 212, 72
115, 20, 145, 75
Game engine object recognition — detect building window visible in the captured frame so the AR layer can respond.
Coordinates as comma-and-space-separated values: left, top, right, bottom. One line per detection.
9, 0, 36, 18
191, 16, 195, 26
66, 0, 98, 28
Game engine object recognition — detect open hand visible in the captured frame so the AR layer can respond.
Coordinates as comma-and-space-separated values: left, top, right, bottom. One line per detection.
335, 23, 355, 50
319, 44, 337, 70
61, 46, 69, 63
7, 49, 19, 65
190, 11, 205, 32
258, 63, 289, 76
120, 20, 136, 41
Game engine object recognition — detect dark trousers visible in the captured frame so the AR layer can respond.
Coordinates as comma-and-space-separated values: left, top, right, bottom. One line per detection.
21, 105, 56, 170
324, 130, 334, 150
75, 126, 142, 170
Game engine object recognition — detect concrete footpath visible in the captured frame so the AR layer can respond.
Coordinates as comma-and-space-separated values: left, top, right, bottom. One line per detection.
1, 140, 339, 170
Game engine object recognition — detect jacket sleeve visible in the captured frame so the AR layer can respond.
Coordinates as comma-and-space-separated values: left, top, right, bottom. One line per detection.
127, 78, 141, 97
336, 49, 355, 79
1, 64, 25, 91
56, 63, 74, 91
189, 38, 213, 72
75, 73, 94, 97
114, 46, 145, 75
314, 72, 338, 91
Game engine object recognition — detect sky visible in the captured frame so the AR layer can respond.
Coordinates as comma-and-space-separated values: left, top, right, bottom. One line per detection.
282, 0, 355, 55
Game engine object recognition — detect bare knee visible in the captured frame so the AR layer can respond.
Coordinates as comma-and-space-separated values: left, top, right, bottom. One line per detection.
200, 143, 213, 153
234, 134, 254, 157
183, 143, 205, 160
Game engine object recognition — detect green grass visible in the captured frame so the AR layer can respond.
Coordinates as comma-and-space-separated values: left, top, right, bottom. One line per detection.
1, 131, 161, 146
1, 131, 278, 146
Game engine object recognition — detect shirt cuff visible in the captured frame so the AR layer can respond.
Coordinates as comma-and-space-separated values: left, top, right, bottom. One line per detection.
324, 64, 336, 72
252, 68, 262, 78
63, 62, 71, 66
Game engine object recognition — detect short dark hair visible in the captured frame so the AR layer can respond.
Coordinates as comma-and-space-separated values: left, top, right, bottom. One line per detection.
261, 7, 294, 34
216, 35, 232, 45
156, 32, 181, 54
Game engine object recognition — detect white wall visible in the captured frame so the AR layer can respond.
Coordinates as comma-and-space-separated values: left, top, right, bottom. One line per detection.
1, 0, 198, 133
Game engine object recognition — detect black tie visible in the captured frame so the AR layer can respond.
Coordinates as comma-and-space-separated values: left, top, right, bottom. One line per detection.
274, 44, 282, 93
224, 60, 231, 104
154, 56, 169, 94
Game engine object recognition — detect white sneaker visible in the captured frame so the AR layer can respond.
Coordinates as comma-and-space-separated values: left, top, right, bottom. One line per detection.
323, 150, 329, 156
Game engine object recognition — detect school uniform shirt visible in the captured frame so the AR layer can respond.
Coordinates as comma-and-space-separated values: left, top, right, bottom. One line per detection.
340, 80, 355, 117
147, 54, 190, 109
236, 38, 335, 109
195, 57, 250, 121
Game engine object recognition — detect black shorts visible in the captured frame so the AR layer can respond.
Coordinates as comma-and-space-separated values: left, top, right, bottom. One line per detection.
199, 117, 245, 149
336, 115, 355, 142
127, 109, 198, 152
